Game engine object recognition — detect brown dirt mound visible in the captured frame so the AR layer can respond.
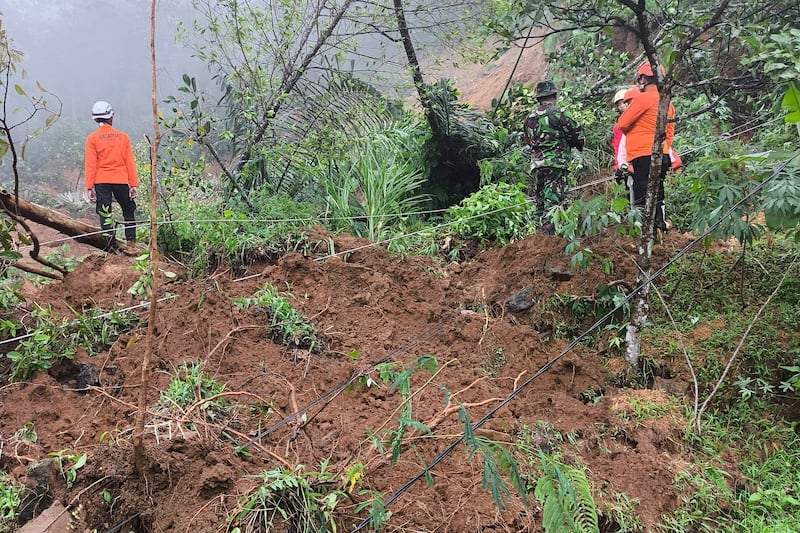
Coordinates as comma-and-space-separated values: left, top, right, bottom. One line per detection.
0, 227, 716, 532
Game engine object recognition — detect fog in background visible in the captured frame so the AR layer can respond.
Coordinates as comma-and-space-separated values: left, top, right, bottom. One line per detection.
2, 0, 483, 196
2, 0, 206, 140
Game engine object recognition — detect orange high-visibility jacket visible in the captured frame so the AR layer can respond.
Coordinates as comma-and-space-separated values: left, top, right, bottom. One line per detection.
615, 84, 674, 161
84, 123, 139, 189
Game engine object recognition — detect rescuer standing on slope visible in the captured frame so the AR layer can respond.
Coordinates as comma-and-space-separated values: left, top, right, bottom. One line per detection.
84, 100, 139, 255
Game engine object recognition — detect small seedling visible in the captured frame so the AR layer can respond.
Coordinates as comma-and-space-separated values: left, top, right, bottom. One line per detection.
48, 450, 87, 488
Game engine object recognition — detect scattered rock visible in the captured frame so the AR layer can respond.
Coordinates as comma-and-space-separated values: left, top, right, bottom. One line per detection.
505, 288, 536, 312
549, 268, 573, 281
653, 376, 690, 396
16, 460, 61, 525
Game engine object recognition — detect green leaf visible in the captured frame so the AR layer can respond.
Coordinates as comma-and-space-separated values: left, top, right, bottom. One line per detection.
14, 84, 26, 96
783, 81, 800, 123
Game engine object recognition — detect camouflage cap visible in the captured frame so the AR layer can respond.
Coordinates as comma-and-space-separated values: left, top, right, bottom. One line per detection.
535, 80, 558, 98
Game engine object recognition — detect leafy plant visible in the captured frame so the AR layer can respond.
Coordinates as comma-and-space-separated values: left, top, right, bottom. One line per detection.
232, 283, 320, 351
534, 450, 600, 533
370, 356, 438, 466
446, 181, 534, 245
317, 124, 432, 241
127, 252, 176, 299
779, 364, 800, 392
48, 450, 87, 489
158, 195, 316, 276
0, 472, 23, 533
460, 405, 528, 512
551, 189, 640, 272
13, 422, 37, 443
0, 279, 23, 313
3, 304, 141, 382
227, 461, 346, 533
159, 362, 231, 424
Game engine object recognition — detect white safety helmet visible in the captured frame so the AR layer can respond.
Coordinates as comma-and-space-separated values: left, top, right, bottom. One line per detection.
613, 88, 629, 104
91, 101, 114, 120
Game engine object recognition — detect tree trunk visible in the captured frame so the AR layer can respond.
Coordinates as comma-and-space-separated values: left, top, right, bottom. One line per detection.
393, 0, 445, 146
624, 80, 673, 369
0, 189, 108, 250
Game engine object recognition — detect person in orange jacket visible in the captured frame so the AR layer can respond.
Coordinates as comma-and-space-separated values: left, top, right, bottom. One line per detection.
84, 101, 139, 254
616, 62, 675, 235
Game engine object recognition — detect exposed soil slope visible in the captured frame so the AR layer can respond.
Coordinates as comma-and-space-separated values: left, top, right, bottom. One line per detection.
1, 228, 709, 532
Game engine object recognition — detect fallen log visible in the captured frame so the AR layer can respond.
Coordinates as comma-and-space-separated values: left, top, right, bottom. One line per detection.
0, 189, 107, 250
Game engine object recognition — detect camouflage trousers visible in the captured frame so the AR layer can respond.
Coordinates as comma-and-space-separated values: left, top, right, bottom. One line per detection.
528, 166, 569, 224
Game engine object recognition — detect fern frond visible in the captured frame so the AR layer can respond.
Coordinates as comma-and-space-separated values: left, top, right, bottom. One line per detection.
534, 450, 600, 533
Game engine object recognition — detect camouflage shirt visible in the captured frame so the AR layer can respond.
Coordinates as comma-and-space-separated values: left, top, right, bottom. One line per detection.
523, 103, 584, 169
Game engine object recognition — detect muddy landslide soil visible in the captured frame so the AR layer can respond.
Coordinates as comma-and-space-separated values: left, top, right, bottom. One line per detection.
0, 228, 710, 532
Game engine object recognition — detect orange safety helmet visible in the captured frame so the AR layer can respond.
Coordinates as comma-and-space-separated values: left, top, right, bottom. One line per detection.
637, 61, 666, 77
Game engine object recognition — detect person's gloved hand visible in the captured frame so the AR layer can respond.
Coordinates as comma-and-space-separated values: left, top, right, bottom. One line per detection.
614, 164, 630, 184
87, 188, 96, 202
129, 186, 138, 200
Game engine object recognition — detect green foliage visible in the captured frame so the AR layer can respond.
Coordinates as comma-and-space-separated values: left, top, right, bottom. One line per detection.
47, 450, 87, 489
227, 461, 349, 533
127, 252, 155, 299
740, 437, 800, 530
158, 194, 315, 275
370, 356, 438, 466
534, 450, 599, 533
233, 283, 320, 351
354, 488, 392, 532
779, 364, 800, 392
546, 284, 631, 343
600, 491, 643, 533
159, 362, 232, 424
315, 123, 431, 241
0, 279, 23, 313
784, 81, 800, 124
3, 305, 140, 382
551, 189, 641, 271
0, 471, 22, 533
459, 405, 528, 512
661, 462, 735, 532
447, 181, 534, 245
762, 163, 800, 235
664, 148, 800, 244
477, 133, 530, 188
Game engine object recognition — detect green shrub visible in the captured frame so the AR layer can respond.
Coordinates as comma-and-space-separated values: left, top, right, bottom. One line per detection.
233, 283, 320, 351
159, 362, 234, 427
447, 181, 534, 245
3, 305, 140, 382
227, 462, 350, 533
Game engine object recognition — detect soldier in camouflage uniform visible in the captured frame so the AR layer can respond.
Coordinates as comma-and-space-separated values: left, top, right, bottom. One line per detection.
523, 80, 585, 234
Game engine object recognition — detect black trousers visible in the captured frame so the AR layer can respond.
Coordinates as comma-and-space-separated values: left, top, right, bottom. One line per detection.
630, 154, 670, 230
94, 183, 137, 248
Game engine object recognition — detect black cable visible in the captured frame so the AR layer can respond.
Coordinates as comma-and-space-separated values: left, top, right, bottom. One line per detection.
351, 153, 798, 531
489, 25, 535, 121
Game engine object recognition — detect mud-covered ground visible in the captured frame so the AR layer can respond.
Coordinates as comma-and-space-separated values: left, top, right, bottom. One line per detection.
0, 225, 717, 532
